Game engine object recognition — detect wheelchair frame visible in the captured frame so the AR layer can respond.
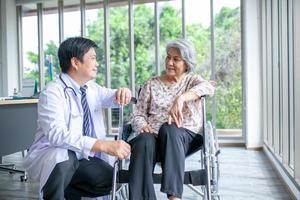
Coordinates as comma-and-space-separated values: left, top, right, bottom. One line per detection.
111, 96, 220, 200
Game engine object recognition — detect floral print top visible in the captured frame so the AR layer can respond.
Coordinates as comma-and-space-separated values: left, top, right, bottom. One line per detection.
131, 74, 215, 134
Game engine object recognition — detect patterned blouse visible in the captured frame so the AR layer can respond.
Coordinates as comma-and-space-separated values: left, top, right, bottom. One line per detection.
131, 74, 215, 134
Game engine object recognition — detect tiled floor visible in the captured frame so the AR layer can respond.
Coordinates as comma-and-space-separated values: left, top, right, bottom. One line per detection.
0, 147, 292, 200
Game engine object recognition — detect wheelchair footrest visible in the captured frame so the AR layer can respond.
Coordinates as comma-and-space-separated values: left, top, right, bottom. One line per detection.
118, 169, 207, 186
184, 169, 207, 186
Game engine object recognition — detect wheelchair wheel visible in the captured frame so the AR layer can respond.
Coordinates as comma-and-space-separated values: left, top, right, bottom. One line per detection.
203, 121, 221, 200
120, 184, 129, 200
115, 184, 129, 200
203, 122, 212, 200
205, 160, 212, 200
210, 122, 221, 200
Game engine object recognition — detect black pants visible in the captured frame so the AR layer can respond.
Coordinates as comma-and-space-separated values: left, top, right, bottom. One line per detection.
42, 150, 113, 200
128, 123, 203, 200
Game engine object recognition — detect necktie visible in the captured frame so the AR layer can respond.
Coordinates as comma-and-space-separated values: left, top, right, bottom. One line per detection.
80, 85, 93, 137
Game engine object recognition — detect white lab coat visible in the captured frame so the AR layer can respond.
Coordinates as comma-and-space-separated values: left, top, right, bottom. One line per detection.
23, 73, 118, 198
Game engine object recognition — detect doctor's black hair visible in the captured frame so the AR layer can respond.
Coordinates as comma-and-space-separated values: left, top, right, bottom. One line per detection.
58, 37, 98, 73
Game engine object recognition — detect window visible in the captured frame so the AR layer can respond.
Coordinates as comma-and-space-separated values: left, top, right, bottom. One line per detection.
85, 0, 105, 85
17, 0, 243, 139
287, 0, 294, 169
214, 0, 242, 136
22, 4, 38, 85
186, 0, 211, 80
159, 0, 182, 65
262, 0, 299, 180
134, 3, 155, 86
43, 1, 59, 83
64, 0, 81, 38
109, 4, 130, 126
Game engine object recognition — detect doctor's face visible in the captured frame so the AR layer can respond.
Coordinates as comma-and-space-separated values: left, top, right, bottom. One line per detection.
77, 48, 99, 81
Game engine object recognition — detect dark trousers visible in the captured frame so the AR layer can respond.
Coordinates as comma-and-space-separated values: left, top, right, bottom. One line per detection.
128, 123, 203, 200
42, 150, 113, 200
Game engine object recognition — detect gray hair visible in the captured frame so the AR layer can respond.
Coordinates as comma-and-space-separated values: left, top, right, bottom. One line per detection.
166, 39, 197, 73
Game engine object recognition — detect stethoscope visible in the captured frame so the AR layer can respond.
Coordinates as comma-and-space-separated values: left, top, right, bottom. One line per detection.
59, 74, 97, 135
59, 74, 82, 128
59, 74, 77, 99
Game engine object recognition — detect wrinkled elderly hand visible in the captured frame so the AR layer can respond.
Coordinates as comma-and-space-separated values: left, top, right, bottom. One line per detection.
140, 124, 154, 133
168, 96, 184, 127
116, 88, 132, 105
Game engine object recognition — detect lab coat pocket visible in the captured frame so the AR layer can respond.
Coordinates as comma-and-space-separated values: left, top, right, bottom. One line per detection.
69, 99, 82, 118
69, 107, 83, 133
70, 109, 82, 118
93, 108, 102, 114
93, 108, 103, 122
69, 116, 83, 135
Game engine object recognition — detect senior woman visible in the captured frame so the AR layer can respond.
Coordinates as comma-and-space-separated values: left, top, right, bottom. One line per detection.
128, 39, 215, 200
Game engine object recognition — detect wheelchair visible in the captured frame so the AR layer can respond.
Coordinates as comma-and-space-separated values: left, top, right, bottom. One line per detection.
111, 96, 221, 200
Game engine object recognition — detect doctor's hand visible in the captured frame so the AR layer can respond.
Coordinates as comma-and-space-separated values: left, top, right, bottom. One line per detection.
115, 88, 132, 105
92, 140, 131, 160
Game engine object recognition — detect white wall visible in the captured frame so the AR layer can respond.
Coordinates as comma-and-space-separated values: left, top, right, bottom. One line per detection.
0, 0, 19, 96
242, 0, 263, 148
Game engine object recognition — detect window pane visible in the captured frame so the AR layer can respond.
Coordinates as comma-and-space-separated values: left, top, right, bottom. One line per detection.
22, 4, 39, 85
134, 3, 155, 86
159, 0, 182, 73
186, 0, 211, 80
185, 0, 213, 130
214, 0, 242, 135
86, 1, 105, 86
64, 0, 81, 38
288, 0, 294, 168
43, 1, 59, 84
109, 5, 129, 89
109, 4, 129, 127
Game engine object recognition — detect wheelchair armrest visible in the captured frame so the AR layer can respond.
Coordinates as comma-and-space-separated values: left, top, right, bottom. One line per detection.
130, 97, 137, 104
122, 124, 133, 141
122, 123, 139, 142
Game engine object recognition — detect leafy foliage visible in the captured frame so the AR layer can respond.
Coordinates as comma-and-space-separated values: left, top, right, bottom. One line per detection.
214, 7, 242, 128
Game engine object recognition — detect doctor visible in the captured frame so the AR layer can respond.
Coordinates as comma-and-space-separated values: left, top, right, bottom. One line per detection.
23, 37, 131, 200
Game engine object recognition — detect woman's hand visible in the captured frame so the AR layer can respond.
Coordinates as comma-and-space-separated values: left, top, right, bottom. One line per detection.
140, 125, 154, 133
115, 88, 132, 105
168, 96, 184, 127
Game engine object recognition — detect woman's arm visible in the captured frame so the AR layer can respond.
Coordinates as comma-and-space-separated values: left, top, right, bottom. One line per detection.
169, 75, 215, 127
168, 91, 199, 127
188, 75, 215, 98
131, 81, 152, 132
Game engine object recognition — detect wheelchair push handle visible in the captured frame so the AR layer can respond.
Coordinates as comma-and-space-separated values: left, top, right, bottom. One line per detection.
130, 97, 137, 104
117, 97, 137, 139
111, 96, 137, 199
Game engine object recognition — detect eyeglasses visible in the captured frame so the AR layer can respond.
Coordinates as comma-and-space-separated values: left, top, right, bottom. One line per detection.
165, 56, 184, 64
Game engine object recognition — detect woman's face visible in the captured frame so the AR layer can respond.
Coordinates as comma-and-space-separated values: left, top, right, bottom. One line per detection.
165, 47, 188, 78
